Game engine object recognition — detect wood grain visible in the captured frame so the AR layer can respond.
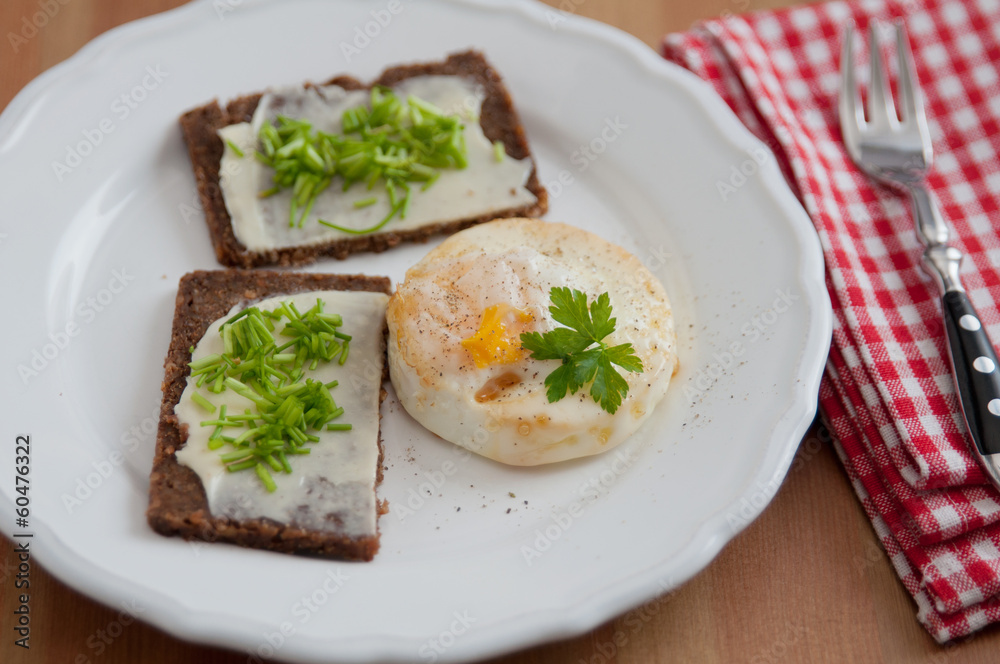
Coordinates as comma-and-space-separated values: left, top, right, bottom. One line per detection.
4, 0, 1000, 662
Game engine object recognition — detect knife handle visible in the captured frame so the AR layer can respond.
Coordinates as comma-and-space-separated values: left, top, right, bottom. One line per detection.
942, 290, 1000, 458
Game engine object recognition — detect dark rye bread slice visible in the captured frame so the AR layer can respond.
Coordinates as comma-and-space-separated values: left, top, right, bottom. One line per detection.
147, 270, 390, 561
180, 50, 548, 268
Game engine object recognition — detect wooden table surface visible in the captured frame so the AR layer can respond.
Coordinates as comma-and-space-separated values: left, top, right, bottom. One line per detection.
4, 0, 1000, 662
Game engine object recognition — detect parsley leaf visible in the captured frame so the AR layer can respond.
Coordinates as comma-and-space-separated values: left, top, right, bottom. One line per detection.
543, 362, 576, 404
592, 354, 631, 414
519, 327, 591, 360
604, 342, 645, 373
519, 287, 643, 414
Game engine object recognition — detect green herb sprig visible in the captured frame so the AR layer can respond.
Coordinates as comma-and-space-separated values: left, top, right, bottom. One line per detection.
255, 87, 468, 234
519, 288, 644, 415
188, 298, 352, 491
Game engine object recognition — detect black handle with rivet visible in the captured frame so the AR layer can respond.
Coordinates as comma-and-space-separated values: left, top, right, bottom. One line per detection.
923, 244, 1000, 489
942, 290, 1000, 458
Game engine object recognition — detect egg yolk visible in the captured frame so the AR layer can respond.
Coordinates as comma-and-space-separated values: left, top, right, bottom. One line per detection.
461, 304, 533, 368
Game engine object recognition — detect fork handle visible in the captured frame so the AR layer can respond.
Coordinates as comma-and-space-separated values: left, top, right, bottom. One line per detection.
923, 245, 1000, 487
909, 186, 950, 246
942, 290, 1000, 457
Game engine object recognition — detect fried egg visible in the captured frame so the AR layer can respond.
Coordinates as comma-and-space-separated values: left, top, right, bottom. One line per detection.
386, 218, 678, 465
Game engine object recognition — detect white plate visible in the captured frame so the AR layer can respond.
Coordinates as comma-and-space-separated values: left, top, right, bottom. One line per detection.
0, 0, 831, 661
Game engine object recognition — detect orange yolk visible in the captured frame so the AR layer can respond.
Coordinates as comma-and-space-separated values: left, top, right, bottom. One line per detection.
461, 304, 534, 368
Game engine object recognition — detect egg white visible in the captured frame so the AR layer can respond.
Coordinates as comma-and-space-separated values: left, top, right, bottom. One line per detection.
386, 218, 678, 465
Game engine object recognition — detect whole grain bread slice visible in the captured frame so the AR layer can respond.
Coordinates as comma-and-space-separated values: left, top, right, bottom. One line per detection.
146, 270, 390, 561
180, 50, 548, 268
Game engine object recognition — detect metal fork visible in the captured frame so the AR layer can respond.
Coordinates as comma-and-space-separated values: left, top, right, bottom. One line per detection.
839, 21, 1000, 490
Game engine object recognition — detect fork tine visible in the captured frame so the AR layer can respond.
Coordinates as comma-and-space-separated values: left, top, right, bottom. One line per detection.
893, 22, 924, 127
867, 21, 898, 129
839, 23, 865, 154
893, 21, 933, 165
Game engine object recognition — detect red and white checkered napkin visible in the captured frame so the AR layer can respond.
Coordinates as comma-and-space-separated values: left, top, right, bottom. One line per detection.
663, 0, 1000, 642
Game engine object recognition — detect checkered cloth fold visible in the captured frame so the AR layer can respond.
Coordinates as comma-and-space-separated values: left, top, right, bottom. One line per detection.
663, 0, 1000, 642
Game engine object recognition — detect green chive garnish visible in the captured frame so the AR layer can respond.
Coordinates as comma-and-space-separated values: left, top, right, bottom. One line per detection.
220, 449, 254, 463
226, 140, 245, 158
255, 88, 471, 234
191, 392, 216, 413
189, 353, 224, 372
186, 297, 362, 491
256, 463, 277, 492
326, 423, 352, 431
493, 140, 505, 163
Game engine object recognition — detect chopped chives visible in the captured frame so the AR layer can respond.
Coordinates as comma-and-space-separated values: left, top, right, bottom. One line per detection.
265, 454, 283, 473
191, 392, 215, 413
256, 463, 277, 493
255, 88, 472, 235
353, 197, 377, 208
493, 140, 505, 163
224, 377, 273, 410
226, 140, 245, 158
223, 307, 252, 326
220, 448, 254, 462
318, 205, 397, 235
186, 297, 361, 491
189, 353, 224, 372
